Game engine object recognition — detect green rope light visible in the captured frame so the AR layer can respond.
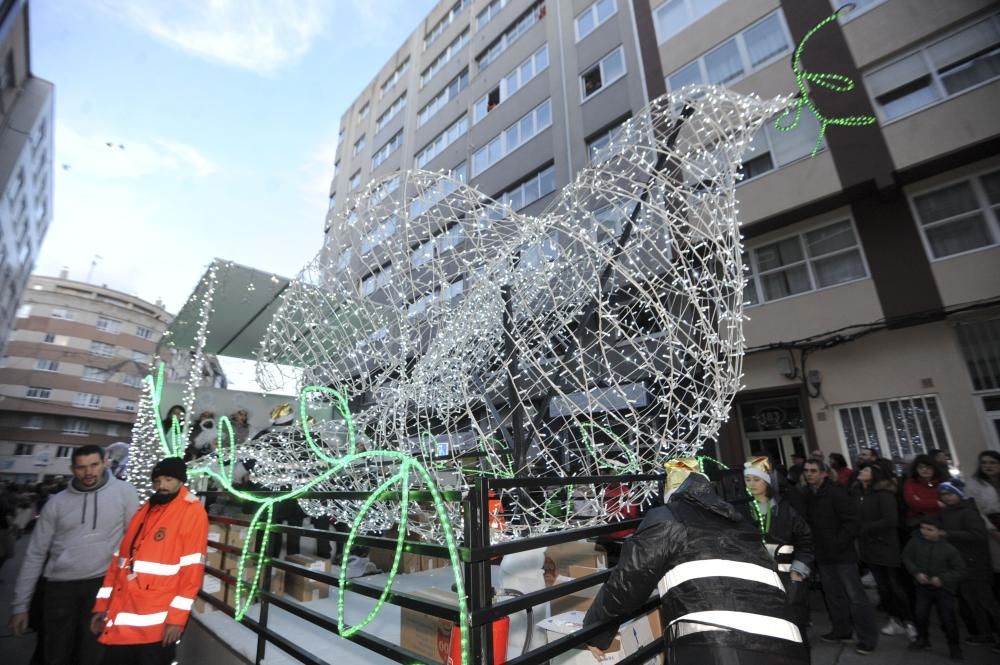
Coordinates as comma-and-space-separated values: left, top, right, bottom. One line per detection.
774, 3, 877, 156
577, 421, 640, 472
141, 364, 472, 665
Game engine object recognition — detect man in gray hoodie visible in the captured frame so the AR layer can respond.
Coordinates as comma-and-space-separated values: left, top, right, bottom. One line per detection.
8, 444, 139, 665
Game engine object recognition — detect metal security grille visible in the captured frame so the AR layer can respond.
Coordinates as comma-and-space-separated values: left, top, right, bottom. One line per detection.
956, 318, 1000, 391
837, 394, 951, 461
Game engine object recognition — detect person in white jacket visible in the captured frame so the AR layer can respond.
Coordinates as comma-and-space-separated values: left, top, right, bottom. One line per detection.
8, 445, 139, 665
964, 450, 1000, 591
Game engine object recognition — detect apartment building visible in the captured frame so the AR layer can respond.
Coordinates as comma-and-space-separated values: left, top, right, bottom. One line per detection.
324, 0, 1000, 471
0, 0, 54, 355
0, 275, 174, 482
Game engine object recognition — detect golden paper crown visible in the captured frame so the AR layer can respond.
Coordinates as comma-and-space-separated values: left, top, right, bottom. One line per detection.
744, 456, 772, 474
270, 403, 294, 421
663, 458, 701, 491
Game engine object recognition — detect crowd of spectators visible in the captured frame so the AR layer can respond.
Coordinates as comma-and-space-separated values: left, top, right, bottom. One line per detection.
771, 446, 1000, 661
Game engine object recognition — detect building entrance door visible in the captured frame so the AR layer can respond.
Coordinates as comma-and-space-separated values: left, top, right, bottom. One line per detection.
738, 396, 808, 468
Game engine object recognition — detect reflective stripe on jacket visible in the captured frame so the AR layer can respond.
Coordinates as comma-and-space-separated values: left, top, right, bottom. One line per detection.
93, 485, 208, 645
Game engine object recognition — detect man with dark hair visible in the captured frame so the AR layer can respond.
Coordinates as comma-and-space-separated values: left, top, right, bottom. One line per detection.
91, 457, 208, 665
801, 459, 879, 654
9, 444, 139, 665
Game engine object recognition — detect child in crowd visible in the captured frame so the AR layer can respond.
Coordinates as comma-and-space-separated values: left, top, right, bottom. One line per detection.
902, 514, 967, 660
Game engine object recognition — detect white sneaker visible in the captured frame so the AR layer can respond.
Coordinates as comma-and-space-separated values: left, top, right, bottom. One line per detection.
881, 618, 903, 636
905, 622, 918, 641
861, 572, 877, 588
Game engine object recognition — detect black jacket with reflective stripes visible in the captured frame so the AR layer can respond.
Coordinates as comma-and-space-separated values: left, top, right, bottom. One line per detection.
583, 474, 807, 662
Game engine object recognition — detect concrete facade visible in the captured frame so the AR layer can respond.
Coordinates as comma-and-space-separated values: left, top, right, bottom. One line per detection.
325, 0, 1000, 471
0, 0, 54, 356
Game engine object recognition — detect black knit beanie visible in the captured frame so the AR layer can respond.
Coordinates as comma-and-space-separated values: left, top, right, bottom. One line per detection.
151, 457, 187, 482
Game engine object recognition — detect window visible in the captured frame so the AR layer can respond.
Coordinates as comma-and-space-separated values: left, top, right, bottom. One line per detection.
334, 160, 341, 176
34, 358, 59, 372
376, 93, 407, 132
666, 11, 791, 90
421, 29, 470, 88
372, 130, 404, 169
328, 194, 337, 212
130, 350, 148, 363
654, 0, 724, 43
16, 304, 30, 318
353, 135, 366, 156
117, 399, 138, 412
477, 0, 510, 30
477, 1, 545, 71
419, 68, 469, 126
425, 0, 470, 50
496, 165, 556, 211
350, 170, 362, 191
64, 420, 91, 435
57, 445, 75, 457
837, 394, 951, 461
911, 168, 1000, 259
731, 106, 824, 182
25, 415, 44, 429
26, 386, 52, 399
744, 219, 867, 305
587, 117, 630, 163
361, 268, 393, 296
74, 392, 101, 409
50, 307, 76, 320
582, 46, 626, 100
43, 333, 56, 344
833, 0, 885, 20
82, 366, 107, 382
522, 232, 561, 270
380, 58, 410, 98
361, 216, 399, 254
866, 15, 1000, 122
412, 224, 466, 268
372, 174, 402, 204
335, 247, 353, 274
474, 44, 548, 123
956, 317, 1000, 391
96, 317, 121, 333
135, 325, 153, 340
472, 99, 552, 176
575, 0, 617, 42
121, 374, 144, 388
90, 341, 115, 357
415, 114, 468, 168
15, 444, 34, 456
408, 160, 468, 219
357, 101, 369, 122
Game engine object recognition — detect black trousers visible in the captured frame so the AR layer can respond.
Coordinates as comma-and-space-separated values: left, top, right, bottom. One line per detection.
958, 572, 1000, 636
102, 642, 176, 665
914, 585, 959, 645
42, 576, 105, 665
869, 564, 913, 623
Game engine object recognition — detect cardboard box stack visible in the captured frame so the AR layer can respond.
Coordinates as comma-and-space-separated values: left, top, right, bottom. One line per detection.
284, 553, 330, 602
399, 587, 458, 665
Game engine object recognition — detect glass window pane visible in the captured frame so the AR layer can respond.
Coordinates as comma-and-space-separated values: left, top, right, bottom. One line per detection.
669, 61, 703, 90
535, 46, 549, 71
769, 105, 823, 163
539, 167, 556, 195
655, 0, 685, 41
913, 181, 979, 223
602, 48, 626, 83
760, 264, 811, 300
840, 409, 860, 454
924, 396, 950, 452
928, 19, 1000, 70
577, 10, 595, 38
868, 53, 931, 98
939, 49, 1000, 95
876, 77, 942, 120
523, 176, 540, 205
744, 14, 789, 67
812, 249, 866, 287
755, 236, 804, 271
519, 115, 534, 141
705, 40, 744, 84
878, 401, 899, 459
505, 125, 520, 149
981, 169, 1000, 205
805, 220, 856, 257
596, 0, 616, 22
536, 100, 551, 129
924, 214, 993, 257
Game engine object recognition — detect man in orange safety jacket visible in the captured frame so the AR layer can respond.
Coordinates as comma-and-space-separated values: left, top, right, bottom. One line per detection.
91, 457, 208, 665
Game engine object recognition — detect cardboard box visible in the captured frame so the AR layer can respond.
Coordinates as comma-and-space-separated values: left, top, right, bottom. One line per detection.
195, 573, 226, 614
227, 563, 286, 598
225, 525, 252, 548
537, 608, 662, 665
399, 587, 458, 665
284, 554, 330, 602
550, 566, 604, 616
543, 541, 607, 580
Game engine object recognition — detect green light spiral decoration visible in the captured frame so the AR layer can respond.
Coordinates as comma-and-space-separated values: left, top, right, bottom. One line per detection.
774, 4, 877, 156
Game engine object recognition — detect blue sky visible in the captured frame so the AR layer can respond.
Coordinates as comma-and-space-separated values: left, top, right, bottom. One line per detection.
31, 0, 437, 313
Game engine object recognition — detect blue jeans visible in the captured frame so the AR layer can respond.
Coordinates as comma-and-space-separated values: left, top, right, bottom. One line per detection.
818, 561, 879, 646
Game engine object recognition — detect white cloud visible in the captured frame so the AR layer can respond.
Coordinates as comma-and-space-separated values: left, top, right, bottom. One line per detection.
57, 124, 219, 179
95, 0, 334, 74
298, 134, 340, 203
